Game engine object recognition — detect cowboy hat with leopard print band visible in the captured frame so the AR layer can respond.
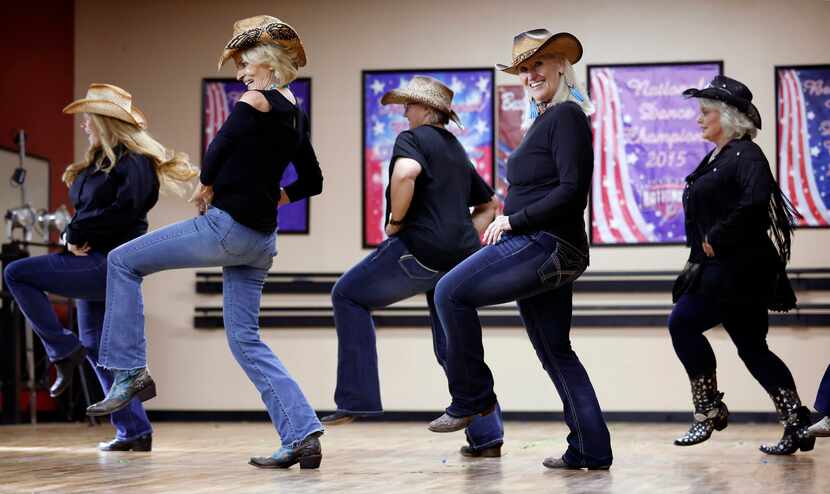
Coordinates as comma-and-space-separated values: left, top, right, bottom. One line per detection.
217, 15, 306, 70
496, 29, 583, 75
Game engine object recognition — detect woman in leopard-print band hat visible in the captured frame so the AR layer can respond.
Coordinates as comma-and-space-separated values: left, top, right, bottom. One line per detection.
87, 15, 325, 469
668, 75, 812, 456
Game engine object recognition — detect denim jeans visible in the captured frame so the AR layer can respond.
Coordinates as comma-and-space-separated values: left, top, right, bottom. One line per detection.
332, 236, 503, 450
3, 253, 152, 440
98, 207, 322, 448
668, 294, 797, 395
434, 231, 612, 467
814, 364, 830, 415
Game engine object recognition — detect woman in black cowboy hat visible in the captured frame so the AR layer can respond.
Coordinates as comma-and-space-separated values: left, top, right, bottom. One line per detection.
669, 75, 812, 455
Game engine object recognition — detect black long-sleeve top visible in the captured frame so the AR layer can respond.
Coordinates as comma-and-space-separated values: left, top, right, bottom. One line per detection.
682, 137, 780, 303
201, 90, 323, 233
65, 149, 159, 253
504, 101, 593, 250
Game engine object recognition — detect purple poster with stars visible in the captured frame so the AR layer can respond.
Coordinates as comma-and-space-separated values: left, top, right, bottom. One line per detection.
202, 78, 312, 234
362, 69, 494, 247
776, 65, 830, 228
588, 62, 722, 245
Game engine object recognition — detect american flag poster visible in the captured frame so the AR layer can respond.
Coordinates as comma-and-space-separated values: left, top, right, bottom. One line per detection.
776, 65, 830, 228
362, 69, 494, 247
201, 78, 312, 234
496, 85, 531, 207
587, 62, 721, 245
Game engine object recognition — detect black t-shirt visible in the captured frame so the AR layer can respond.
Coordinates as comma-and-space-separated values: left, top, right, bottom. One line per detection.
385, 125, 494, 271
503, 101, 593, 250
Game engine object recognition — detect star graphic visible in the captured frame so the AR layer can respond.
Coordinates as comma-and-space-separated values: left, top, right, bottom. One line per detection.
370, 79, 385, 95
474, 119, 489, 135
623, 115, 632, 124
476, 76, 489, 93
398, 77, 410, 89
373, 121, 385, 136
812, 146, 821, 157
807, 111, 815, 120
449, 77, 465, 95
626, 153, 638, 164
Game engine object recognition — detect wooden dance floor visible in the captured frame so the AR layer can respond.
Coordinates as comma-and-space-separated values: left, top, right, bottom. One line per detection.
1, 421, 827, 493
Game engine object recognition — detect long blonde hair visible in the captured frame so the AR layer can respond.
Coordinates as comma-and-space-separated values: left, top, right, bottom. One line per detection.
63, 114, 197, 196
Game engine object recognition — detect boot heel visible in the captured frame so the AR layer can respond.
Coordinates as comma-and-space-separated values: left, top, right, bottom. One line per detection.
713, 403, 729, 431
299, 454, 322, 469
800, 436, 816, 452
136, 382, 156, 402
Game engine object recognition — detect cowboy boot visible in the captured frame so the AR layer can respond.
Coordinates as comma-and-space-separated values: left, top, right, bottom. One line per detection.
674, 374, 729, 446
807, 416, 830, 438
50, 346, 87, 398
87, 368, 156, 416
249, 432, 323, 469
759, 388, 815, 455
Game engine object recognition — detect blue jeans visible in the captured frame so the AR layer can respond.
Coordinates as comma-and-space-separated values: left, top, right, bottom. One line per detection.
435, 231, 612, 467
816, 364, 830, 415
332, 237, 503, 450
98, 207, 322, 448
3, 253, 152, 441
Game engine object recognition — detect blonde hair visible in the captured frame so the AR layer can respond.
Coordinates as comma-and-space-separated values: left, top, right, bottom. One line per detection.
63, 114, 198, 196
241, 43, 299, 86
423, 105, 450, 126
699, 98, 758, 140
538, 53, 595, 115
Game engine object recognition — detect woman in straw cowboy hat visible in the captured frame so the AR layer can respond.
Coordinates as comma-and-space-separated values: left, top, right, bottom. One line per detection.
321, 75, 504, 457
428, 29, 613, 470
86, 15, 325, 469
668, 75, 811, 455
4, 83, 196, 452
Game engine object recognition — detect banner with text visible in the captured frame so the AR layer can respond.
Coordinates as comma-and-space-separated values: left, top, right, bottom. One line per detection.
776, 65, 830, 228
588, 63, 720, 245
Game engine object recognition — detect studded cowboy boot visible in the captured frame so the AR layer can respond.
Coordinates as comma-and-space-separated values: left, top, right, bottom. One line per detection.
759, 388, 815, 455
674, 374, 729, 446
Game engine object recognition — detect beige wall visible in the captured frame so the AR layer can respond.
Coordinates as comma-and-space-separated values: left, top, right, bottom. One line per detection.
73, 0, 830, 413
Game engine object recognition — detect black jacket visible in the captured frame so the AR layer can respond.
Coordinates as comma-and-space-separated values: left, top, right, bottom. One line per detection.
64, 150, 160, 253
682, 137, 780, 304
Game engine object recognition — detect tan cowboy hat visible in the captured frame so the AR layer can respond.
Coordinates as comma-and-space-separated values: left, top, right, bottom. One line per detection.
217, 15, 306, 70
380, 76, 462, 127
497, 29, 583, 75
63, 83, 147, 128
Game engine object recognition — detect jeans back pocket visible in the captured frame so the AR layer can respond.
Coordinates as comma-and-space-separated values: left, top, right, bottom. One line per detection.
536, 236, 588, 288
398, 254, 441, 280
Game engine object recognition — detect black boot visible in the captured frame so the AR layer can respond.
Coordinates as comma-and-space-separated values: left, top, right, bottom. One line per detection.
98, 433, 152, 452
674, 374, 729, 446
87, 368, 156, 416
759, 388, 815, 455
50, 346, 87, 398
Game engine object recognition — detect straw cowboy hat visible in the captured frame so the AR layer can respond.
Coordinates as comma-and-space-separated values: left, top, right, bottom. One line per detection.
217, 15, 306, 70
497, 29, 583, 75
63, 83, 147, 129
683, 75, 762, 129
381, 76, 462, 127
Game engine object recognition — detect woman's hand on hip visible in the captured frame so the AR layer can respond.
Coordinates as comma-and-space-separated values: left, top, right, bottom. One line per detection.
702, 240, 715, 257
68, 242, 91, 256
189, 184, 213, 214
483, 215, 512, 245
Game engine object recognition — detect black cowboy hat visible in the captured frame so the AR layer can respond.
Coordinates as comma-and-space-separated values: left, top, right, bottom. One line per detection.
683, 75, 762, 129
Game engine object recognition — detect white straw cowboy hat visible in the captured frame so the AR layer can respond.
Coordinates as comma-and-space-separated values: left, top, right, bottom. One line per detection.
217, 15, 307, 70
63, 83, 147, 129
380, 76, 463, 127
497, 29, 583, 75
